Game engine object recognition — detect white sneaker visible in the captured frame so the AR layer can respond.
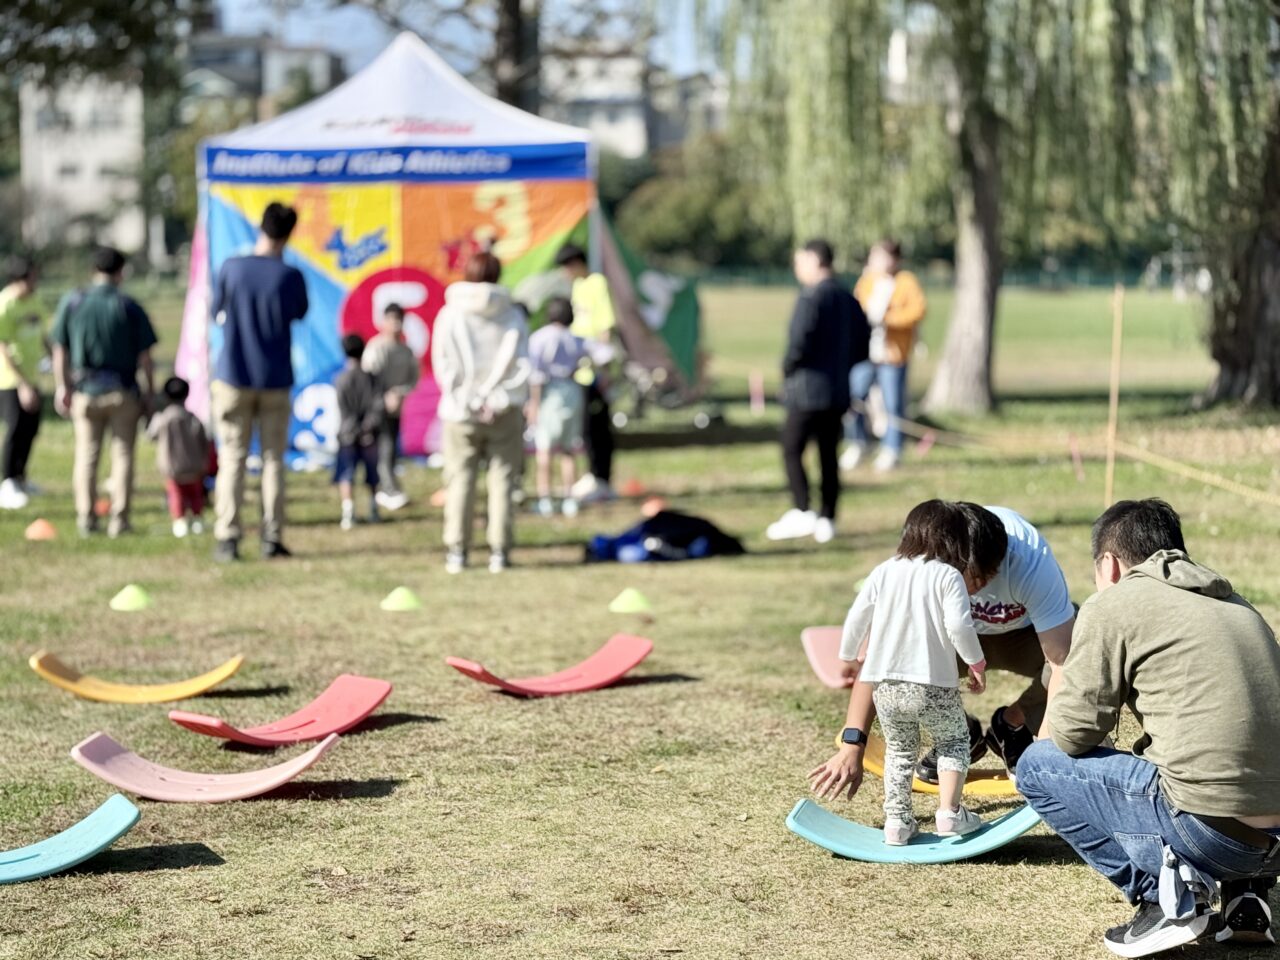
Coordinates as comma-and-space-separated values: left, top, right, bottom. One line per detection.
340, 500, 354, 531
445, 550, 465, 574
172, 518, 189, 538
190, 518, 205, 535
561, 497, 579, 518
813, 517, 835, 544
375, 490, 408, 512
883, 817, 919, 846
579, 480, 616, 504
570, 474, 599, 499
766, 508, 817, 541
873, 449, 901, 473
534, 497, 555, 517
935, 805, 983, 837
0, 478, 29, 510
839, 443, 867, 471
488, 552, 508, 574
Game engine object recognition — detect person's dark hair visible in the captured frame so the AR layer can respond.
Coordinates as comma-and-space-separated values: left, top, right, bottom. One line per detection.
553, 243, 588, 268
464, 251, 502, 284
896, 500, 971, 572
545, 296, 574, 327
342, 333, 366, 360
163, 376, 190, 403
382, 302, 405, 320
955, 502, 1009, 583
4, 255, 36, 286
802, 238, 835, 269
93, 246, 127, 276
877, 239, 903, 261
1092, 498, 1186, 567
260, 202, 299, 242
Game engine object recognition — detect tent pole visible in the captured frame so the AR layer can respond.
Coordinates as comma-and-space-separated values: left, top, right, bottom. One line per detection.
586, 142, 602, 273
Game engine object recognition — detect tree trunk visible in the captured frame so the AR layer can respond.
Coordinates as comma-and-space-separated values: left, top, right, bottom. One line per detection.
494, 0, 540, 112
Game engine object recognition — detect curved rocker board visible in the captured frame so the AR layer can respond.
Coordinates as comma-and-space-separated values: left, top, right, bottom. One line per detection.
800, 626, 851, 689
445, 634, 653, 697
786, 798, 1042, 864
29, 651, 245, 704
169, 674, 392, 746
71, 733, 339, 802
0, 794, 140, 884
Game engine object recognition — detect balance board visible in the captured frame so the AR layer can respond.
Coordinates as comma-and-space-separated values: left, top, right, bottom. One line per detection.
445, 634, 653, 696
71, 732, 338, 802
786, 798, 1041, 864
0, 794, 140, 884
30, 651, 244, 703
169, 674, 392, 746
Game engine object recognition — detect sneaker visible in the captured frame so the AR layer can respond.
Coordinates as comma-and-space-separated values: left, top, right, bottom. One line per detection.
839, 442, 867, 471
488, 552, 508, 574
579, 480, 616, 504
1103, 900, 1213, 958
570, 474, 599, 500
561, 497, 579, 518
873, 449, 901, 473
915, 715, 989, 784
534, 497, 555, 517
814, 517, 835, 544
985, 706, 1035, 775
1216, 880, 1275, 945
261, 541, 292, 559
172, 518, 190, 538
107, 518, 131, 539
190, 518, 205, 535
341, 500, 355, 531
766, 508, 818, 541
77, 516, 99, 538
0, 478, 29, 510
213, 539, 240, 563
883, 817, 919, 846
375, 490, 409, 512
445, 550, 465, 575
935, 805, 984, 837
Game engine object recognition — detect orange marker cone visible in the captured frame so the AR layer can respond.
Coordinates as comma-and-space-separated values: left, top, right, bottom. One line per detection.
24, 518, 56, 541
94, 496, 111, 518
619, 478, 646, 498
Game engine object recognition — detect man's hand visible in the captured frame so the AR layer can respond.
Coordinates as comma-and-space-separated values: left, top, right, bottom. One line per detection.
968, 665, 987, 694
54, 385, 72, 418
808, 745, 865, 801
17, 383, 38, 413
839, 660, 862, 687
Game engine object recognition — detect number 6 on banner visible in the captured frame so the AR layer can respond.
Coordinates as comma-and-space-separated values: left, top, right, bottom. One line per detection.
474, 182, 531, 261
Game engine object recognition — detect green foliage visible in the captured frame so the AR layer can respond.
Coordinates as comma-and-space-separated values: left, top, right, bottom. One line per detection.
596, 151, 657, 217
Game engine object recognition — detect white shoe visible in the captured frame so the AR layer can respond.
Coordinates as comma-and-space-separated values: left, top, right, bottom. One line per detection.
873, 449, 901, 473
883, 817, 919, 846
340, 500, 354, 531
0, 478, 29, 510
935, 805, 983, 837
766, 508, 817, 541
375, 490, 408, 512
570, 474, 599, 499
561, 497, 579, 518
839, 443, 867, 471
488, 552, 508, 574
172, 518, 189, 538
445, 550, 465, 574
813, 517, 835, 544
190, 518, 205, 535
579, 480, 616, 504
534, 497, 555, 517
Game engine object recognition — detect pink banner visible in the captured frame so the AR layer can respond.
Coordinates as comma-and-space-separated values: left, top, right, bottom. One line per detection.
174, 211, 211, 424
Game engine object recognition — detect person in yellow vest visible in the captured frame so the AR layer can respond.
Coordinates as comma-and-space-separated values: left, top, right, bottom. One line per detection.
555, 243, 617, 503
842, 240, 926, 473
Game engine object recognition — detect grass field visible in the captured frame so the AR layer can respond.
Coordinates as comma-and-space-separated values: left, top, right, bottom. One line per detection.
1, 285, 1277, 960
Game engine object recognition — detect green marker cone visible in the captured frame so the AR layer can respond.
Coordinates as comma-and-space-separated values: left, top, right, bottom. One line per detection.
608, 588, 654, 616
380, 586, 423, 612
109, 584, 152, 612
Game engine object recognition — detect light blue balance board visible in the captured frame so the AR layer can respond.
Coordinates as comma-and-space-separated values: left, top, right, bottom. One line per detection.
786, 799, 1042, 864
0, 794, 140, 884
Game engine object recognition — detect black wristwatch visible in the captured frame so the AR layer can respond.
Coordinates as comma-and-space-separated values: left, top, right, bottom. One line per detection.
841, 727, 868, 746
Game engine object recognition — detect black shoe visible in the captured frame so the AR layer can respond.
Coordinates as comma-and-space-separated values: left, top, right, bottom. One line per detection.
985, 706, 1035, 775
1104, 900, 1213, 957
914, 713, 989, 784
213, 539, 240, 563
1217, 879, 1276, 945
261, 541, 292, 559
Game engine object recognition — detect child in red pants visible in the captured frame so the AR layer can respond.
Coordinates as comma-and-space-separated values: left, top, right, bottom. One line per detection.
147, 377, 211, 537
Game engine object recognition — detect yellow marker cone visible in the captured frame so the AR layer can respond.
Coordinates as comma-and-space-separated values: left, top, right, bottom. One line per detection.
608, 588, 654, 617
109, 584, 152, 612
380, 586, 422, 612
24, 518, 56, 541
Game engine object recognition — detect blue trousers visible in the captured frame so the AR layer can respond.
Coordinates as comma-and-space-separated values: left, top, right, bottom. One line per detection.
848, 361, 908, 453
1018, 740, 1280, 906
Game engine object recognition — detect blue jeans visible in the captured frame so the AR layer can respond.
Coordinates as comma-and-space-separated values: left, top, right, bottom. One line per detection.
1018, 740, 1280, 905
848, 361, 908, 453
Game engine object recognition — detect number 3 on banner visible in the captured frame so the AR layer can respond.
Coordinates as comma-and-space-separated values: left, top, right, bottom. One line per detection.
474, 183, 530, 260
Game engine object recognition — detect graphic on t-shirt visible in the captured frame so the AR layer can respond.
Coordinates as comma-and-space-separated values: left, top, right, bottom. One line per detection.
971, 599, 1029, 626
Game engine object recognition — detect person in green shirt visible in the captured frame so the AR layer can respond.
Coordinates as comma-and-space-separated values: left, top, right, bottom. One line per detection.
0, 256, 49, 510
50, 246, 158, 537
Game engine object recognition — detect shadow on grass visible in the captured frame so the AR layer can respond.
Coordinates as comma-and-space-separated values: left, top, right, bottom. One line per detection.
973, 833, 1079, 867
248, 778, 403, 802
612, 672, 701, 689
76, 842, 225, 875
221, 713, 442, 753
200, 685, 292, 700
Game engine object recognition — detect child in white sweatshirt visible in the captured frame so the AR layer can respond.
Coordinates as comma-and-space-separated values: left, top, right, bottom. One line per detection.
839, 500, 989, 844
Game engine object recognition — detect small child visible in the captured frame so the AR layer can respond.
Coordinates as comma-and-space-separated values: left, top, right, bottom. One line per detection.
146, 377, 211, 538
526, 297, 589, 517
837, 500, 989, 844
335, 333, 382, 530
361, 303, 419, 512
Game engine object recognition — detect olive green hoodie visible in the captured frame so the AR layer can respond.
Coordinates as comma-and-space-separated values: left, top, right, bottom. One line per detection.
1049, 549, 1280, 817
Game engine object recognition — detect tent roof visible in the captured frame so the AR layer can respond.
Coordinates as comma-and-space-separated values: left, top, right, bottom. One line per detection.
208, 32, 591, 150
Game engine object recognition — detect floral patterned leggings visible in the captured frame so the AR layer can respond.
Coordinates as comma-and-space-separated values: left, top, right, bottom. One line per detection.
872, 680, 971, 822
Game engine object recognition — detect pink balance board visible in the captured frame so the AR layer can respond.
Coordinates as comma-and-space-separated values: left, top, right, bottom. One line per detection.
168, 674, 392, 746
70, 732, 339, 802
801, 626, 851, 688
446, 634, 653, 697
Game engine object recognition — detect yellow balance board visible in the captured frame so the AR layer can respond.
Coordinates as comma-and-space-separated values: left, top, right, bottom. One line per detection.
834, 731, 1020, 798
29, 651, 245, 703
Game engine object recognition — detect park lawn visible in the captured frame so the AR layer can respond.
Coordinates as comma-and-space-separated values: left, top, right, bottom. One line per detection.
0, 284, 1277, 960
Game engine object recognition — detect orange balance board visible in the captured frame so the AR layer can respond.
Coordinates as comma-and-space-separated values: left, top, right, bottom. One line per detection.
803, 626, 1018, 798
29, 651, 244, 703
71, 732, 339, 802
446, 634, 653, 697
169, 674, 392, 746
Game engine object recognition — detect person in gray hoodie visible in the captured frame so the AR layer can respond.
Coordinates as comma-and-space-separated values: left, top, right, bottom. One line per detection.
1018, 499, 1280, 957
431, 250, 529, 574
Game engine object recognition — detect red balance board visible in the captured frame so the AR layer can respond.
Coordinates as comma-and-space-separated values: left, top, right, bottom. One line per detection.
168, 674, 392, 746
445, 634, 653, 697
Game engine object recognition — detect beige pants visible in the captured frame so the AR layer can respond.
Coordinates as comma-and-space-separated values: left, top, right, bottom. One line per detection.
442, 408, 524, 555
71, 390, 140, 527
211, 381, 290, 543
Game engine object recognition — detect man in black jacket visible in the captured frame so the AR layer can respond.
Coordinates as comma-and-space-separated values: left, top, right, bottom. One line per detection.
767, 239, 869, 544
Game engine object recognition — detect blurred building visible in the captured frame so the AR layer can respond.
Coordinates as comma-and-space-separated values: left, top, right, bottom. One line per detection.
183, 33, 346, 123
